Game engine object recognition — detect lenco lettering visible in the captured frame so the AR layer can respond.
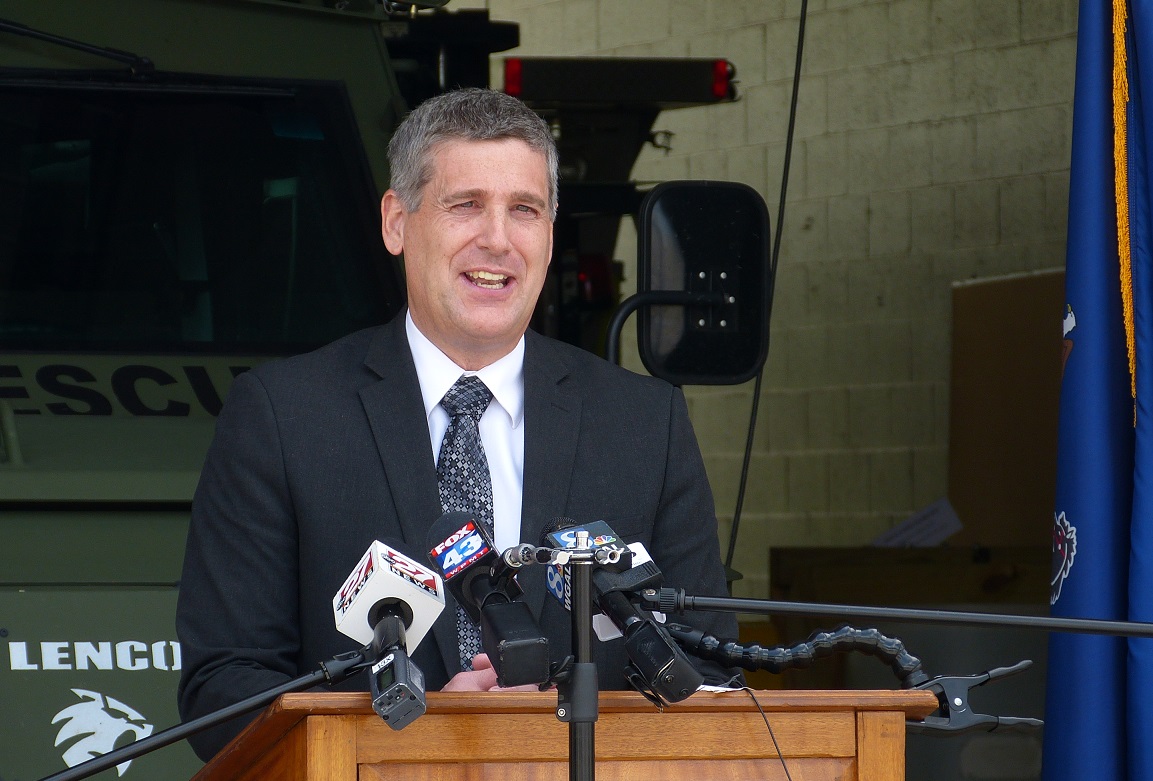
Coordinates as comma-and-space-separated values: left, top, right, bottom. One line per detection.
0, 363, 250, 417
8, 641, 182, 671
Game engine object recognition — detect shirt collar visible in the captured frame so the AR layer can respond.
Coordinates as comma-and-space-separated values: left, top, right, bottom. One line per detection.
406, 310, 525, 428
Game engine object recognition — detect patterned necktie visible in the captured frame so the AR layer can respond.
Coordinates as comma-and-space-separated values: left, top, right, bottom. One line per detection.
436, 375, 495, 671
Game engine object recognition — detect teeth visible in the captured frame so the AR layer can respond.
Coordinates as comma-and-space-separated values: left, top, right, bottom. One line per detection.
467, 271, 508, 288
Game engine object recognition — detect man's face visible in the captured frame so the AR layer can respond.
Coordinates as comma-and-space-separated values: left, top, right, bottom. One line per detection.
381, 138, 554, 370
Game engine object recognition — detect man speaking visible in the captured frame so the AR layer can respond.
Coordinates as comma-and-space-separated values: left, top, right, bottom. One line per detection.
176, 88, 738, 760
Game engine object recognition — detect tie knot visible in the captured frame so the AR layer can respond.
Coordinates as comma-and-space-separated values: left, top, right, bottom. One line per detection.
441, 375, 493, 421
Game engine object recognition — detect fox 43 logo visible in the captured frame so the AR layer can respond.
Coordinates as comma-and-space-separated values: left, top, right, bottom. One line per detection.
429, 519, 490, 580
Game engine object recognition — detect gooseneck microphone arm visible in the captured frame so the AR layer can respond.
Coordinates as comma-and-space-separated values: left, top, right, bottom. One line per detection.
666, 622, 930, 688
35, 648, 373, 781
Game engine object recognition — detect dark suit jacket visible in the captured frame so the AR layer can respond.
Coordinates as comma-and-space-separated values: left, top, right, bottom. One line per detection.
176, 315, 738, 760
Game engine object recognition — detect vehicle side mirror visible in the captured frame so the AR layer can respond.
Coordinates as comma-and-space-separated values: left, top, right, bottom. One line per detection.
633, 180, 772, 386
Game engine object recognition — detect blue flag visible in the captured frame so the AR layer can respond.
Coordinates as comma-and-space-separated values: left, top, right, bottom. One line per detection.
1125, 3, 1153, 779
1044, 1, 1153, 779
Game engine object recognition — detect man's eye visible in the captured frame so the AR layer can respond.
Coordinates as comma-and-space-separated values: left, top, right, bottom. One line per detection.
454, 200, 478, 209
514, 204, 538, 215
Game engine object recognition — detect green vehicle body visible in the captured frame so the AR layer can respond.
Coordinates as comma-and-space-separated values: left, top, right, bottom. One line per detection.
0, 3, 735, 777
0, 2, 415, 777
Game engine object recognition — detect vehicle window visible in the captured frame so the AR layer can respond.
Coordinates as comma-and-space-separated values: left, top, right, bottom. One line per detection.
0, 79, 399, 353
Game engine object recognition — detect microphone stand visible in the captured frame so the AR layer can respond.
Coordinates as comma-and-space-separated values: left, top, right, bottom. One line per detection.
555, 529, 599, 781
515, 534, 667, 780
35, 648, 372, 781
643, 591, 1153, 639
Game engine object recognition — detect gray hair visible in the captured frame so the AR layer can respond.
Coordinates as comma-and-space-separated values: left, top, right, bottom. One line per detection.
387, 88, 559, 219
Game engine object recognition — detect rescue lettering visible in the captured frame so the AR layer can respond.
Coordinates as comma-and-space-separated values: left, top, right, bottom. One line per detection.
0, 363, 249, 417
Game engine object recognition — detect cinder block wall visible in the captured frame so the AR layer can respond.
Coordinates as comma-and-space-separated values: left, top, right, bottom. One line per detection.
483, 0, 1077, 599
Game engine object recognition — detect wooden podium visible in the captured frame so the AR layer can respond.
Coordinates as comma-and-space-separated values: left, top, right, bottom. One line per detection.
192, 689, 938, 781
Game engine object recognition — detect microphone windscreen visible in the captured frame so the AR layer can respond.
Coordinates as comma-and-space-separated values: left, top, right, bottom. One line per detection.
426, 511, 482, 556
538, 516, 578, 546
332, 541, 445, 648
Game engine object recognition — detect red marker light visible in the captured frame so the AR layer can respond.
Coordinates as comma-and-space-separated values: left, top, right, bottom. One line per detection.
712, 59, 732, 100
504, 58, 523, 97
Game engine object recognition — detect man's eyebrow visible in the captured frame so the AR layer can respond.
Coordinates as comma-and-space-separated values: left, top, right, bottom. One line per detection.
443, 188, 548, 208
510, 190, 549, 208
444, 188, 485, 203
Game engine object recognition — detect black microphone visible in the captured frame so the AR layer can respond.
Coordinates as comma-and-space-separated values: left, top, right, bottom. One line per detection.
541, 519, 704, 703
332, 541, 446, 729
541, 518, 634, 632
427, 511, 550, 687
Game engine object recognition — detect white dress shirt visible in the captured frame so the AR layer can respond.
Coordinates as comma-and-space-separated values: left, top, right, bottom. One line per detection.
406, 312, 525, 552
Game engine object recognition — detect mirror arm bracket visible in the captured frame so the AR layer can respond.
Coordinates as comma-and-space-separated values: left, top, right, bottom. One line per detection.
605, 291, 726, 367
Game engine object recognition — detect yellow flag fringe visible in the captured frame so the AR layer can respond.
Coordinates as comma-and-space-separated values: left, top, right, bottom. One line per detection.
1116, 0, 1136, 403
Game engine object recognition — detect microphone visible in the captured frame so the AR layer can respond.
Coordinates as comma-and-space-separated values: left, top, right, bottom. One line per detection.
427, 511, 550, 687
541, 518, 639, 640
332, 541, 446, 729
541, 519, 704, 703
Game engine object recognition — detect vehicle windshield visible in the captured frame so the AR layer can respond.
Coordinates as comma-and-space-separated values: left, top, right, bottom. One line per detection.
0, 75, 400, 354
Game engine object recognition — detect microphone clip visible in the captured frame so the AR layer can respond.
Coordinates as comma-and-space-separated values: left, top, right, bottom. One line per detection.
500, 543, 627, 569
624, 664, 668, 711
909, 659, 1043, 735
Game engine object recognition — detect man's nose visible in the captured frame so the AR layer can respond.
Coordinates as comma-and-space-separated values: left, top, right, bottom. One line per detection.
476, 208, 513, 253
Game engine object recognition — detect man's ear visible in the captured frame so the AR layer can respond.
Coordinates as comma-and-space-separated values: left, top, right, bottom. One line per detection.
546, 220, 555, 269
380, 190, 406, 256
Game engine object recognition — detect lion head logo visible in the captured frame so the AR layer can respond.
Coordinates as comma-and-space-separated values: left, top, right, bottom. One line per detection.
1051, 511, 1078, 606
51, 689, 154, 776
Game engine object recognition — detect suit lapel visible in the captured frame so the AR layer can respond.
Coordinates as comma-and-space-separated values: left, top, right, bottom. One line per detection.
359, 316, 459, 674
519, 331, 581, 620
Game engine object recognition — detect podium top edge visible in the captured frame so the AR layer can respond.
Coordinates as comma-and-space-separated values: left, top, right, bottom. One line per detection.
272, 688, 939, 718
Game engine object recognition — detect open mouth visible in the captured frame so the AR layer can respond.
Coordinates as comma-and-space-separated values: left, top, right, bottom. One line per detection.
465, 270, 510, 289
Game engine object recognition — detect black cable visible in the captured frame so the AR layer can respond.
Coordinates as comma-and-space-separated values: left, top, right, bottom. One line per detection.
740, 687, 794, 781
725, 371, 762, 573
725, 0, 809, 572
